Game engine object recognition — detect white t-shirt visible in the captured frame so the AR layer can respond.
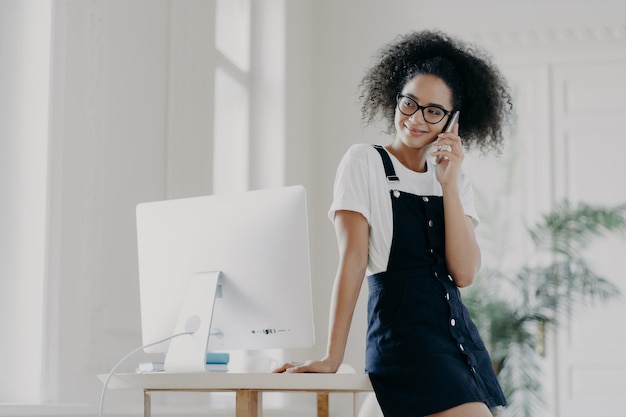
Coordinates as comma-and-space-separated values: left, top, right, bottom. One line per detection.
328, 143, 479, 276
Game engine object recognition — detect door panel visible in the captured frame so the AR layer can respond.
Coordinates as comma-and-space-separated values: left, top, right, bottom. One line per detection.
552, 62, 626, 417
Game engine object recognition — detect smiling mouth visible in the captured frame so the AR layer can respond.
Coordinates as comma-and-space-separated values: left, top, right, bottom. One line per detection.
404, 124, 427, 135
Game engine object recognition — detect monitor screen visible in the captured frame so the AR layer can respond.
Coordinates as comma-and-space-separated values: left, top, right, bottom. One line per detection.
136, 185, 315, 368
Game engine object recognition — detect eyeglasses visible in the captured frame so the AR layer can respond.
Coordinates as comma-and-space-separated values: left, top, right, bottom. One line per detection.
396, 94, 451, 124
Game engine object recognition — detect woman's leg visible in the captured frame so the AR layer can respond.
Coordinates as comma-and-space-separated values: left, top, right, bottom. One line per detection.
426, 402, 494, 417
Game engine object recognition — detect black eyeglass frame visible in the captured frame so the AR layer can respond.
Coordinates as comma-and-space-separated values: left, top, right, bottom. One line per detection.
396, 94, 453, 125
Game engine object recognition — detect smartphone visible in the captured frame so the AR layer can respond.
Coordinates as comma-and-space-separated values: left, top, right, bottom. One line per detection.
444, 111, 460, 134
435, 111, 460, 155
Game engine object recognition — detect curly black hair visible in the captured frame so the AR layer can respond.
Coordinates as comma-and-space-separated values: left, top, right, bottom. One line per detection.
359, 30, 513, 154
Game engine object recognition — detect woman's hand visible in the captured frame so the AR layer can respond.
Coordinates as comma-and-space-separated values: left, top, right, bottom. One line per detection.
272, 357, 340, 374
432, 123, 464, 187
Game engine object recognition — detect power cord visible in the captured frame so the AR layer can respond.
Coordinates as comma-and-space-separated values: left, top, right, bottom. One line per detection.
98, 330, 195, 417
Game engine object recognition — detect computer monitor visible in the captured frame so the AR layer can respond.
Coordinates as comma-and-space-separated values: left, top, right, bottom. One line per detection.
136, 185, 315, 372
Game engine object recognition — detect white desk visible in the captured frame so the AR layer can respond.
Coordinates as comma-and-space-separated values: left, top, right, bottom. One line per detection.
104, 372, 373, 417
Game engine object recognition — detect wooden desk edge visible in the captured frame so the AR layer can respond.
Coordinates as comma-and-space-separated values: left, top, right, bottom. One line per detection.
101, 372, 374, 392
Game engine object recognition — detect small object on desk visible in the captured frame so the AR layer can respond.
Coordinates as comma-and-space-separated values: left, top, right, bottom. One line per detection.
137, 361, 229, 373
137, 362, 165, 373
206, 352, 230, 364
137, 352, 230, 373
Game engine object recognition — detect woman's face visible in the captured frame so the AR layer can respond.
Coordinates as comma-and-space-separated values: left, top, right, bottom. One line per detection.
394, 74, 454, 150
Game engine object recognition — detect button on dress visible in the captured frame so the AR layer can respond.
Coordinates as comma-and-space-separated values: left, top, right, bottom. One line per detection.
366, 145, 506, 416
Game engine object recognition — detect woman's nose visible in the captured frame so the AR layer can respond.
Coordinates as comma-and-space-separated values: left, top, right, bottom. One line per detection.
408, 108, 426, 123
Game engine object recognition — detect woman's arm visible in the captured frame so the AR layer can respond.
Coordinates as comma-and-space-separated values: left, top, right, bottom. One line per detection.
434, 126, 481, 287
442, 184, 481, 287
274, 209, 369, 373
323, 209, 369, 370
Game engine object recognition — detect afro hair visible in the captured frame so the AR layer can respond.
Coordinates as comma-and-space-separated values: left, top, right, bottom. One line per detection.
359, 30, 513, 154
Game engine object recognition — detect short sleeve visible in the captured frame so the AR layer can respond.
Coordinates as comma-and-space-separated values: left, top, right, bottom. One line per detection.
459, 172, 480, 227
328, 146, 372, 223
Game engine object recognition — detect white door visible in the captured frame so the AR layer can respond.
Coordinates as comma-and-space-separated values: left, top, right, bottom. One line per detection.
551, 62, 626, 417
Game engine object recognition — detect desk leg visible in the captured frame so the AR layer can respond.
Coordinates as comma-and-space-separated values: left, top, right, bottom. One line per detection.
236, 390, 262, 417
143, 390, 152, 417
317, 392, 329, 417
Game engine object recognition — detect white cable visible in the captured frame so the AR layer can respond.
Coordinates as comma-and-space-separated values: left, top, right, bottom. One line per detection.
98, 330, 194, 417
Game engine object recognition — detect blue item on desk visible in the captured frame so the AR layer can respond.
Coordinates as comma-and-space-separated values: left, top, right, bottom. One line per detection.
206, 352, 230, 364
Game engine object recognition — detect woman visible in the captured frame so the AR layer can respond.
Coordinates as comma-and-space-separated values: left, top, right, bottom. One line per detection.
275, 30, 512, 417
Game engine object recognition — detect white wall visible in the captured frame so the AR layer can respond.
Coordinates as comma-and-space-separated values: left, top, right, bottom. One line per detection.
44, 0, 174, 406
0, 0, 51, 403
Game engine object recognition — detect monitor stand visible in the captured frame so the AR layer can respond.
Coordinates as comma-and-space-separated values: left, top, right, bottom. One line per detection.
164, 271, 221, 373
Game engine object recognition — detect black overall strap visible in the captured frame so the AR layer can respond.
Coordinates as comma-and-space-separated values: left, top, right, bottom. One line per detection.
372, 145, 399, 182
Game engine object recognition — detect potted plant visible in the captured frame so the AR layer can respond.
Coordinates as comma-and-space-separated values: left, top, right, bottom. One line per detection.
463, 200, 626, 417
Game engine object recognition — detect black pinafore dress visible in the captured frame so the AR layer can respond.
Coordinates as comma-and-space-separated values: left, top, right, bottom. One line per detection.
366, 145, 506, 416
